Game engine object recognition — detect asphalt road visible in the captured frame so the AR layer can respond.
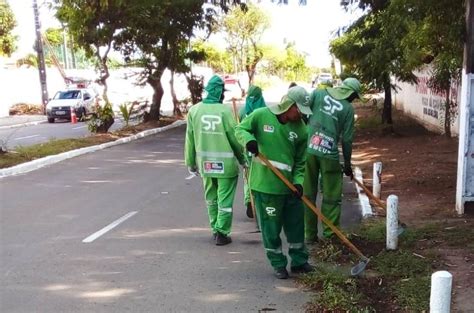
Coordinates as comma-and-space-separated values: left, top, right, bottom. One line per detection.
1, 125, 317, 312
0, 118, 125, 150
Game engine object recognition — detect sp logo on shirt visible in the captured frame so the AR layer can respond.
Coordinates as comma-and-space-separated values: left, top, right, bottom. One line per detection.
323, 95, 343, 114
288, 131, 298, 142
201, 115, 222, 131
265, 207, 276, 216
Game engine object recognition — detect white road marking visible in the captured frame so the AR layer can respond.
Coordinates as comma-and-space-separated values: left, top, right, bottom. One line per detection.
185, 174, 198, 180
82, 211, 138, 243
72, 125, 87, 130
14, 135, 39, 141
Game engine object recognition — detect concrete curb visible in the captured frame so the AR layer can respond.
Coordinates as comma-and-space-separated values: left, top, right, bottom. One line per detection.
0, 119, 47, 130
0, 119, 187, 179
354, 166, 374, 218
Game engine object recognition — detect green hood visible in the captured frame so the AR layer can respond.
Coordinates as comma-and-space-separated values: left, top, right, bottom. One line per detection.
203, 75, 225, 104
244, 85, 266, 115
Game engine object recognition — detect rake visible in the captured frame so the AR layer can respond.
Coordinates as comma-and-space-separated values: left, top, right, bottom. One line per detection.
259, 154, 369, 276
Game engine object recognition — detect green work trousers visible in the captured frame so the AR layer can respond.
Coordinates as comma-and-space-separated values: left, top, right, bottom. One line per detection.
253, 191, 308, 269
203, 176, 238, 236
303, 154, 343, 240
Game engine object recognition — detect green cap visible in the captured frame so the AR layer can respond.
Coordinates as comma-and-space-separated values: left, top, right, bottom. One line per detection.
269, 86, 312, 115
327, 77, 365, 101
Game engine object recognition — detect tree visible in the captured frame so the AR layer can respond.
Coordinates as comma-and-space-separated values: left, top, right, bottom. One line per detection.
192, 40, 233, 73
221, 3, 270, 84
393, 0, 465, 137
54, 0, 127, 104
115, 0, 211, 121
0, 0, 17, 56
331, 0, 416, 126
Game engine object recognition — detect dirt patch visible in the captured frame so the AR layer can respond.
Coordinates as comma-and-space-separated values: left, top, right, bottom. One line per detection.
353, 105, 458, 220
351, 104, 474, 311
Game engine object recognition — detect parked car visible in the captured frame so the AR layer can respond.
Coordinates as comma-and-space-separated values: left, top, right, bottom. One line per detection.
46, 88, 96, 123
312, 73, 333, 88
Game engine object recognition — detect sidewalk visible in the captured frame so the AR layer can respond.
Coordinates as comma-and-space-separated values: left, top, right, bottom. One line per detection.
0, 115, 46, 129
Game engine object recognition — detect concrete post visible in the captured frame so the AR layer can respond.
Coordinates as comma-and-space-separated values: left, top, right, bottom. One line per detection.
430, 271, 452, 313
373, 162, 383, 198
386, 195, 398, 250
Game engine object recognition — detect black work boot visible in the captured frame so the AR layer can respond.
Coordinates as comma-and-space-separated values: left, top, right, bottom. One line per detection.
291, 263, 315, 274
274, 267, 289, 279
246, 202, 254, 218
215, 232, 232, 246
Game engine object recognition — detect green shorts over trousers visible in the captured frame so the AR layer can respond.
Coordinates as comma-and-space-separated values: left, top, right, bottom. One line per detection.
253, 191, 308, 270
202, 176, 238, 236
303, 153, 343, 240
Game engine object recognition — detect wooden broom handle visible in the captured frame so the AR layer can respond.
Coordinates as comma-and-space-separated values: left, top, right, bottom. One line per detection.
258, 154, 368, 260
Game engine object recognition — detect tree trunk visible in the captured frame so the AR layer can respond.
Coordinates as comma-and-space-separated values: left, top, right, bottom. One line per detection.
95, 47, 110, 104
444, 84, 451, 137
170, 70, 182, 117
147, 69, 165, 121
382, 77, 393, 125
185, 74, 203, 105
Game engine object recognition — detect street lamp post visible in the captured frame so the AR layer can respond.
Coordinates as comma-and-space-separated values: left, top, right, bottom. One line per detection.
33, 0, 49, 113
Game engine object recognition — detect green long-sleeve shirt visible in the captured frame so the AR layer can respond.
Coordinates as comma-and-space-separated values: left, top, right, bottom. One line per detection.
235, 107, 308, 195
185, 101, 245, 178
307, 89, 354, 166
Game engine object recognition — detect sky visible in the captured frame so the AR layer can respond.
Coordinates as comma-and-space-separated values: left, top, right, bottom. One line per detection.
7, 0, 361, 68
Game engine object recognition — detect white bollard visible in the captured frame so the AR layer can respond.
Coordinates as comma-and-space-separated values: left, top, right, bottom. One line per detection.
430, 271, 452, 313
386, 195, 398, 250
373, 162, 383, 199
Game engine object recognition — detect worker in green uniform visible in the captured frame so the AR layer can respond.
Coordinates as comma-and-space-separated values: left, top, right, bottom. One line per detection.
185, 75, 246, 246
239, 85, 267, 218
235, 86, 315, 279
303, 77, 364, 241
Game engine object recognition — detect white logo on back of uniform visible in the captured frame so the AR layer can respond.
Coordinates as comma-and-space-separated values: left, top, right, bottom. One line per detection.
323, 95, 343, 114
201, 115, 222, 131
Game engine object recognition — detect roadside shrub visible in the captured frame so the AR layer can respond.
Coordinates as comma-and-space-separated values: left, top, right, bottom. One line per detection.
88, 102, 114, 133
118, 102, 136, 127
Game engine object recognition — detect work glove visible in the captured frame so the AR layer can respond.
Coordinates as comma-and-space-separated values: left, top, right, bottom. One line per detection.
293, 184, 303, 198
188, 166, 199, 176
343, 165, 353, 180
246, 140, 259, 156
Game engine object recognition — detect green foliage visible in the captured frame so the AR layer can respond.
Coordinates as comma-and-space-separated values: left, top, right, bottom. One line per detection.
54, 0, 127, 102
88, 102, 115, 133
0, 0, 17, 56
221, 3, 270, 82
192, 40, 233, 73
118, 102, 136, 126
16, 53, 39, 68
45, 28, 63, 46
394, 276, 430, 311
332, 0, 465, 128
260, 44, 311, 82
373, 250, 432, 278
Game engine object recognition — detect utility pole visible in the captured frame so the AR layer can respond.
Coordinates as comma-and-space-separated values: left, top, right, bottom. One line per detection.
33, 0, 49, 112
62, 27, 69, 69
455, 0, 474, 214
